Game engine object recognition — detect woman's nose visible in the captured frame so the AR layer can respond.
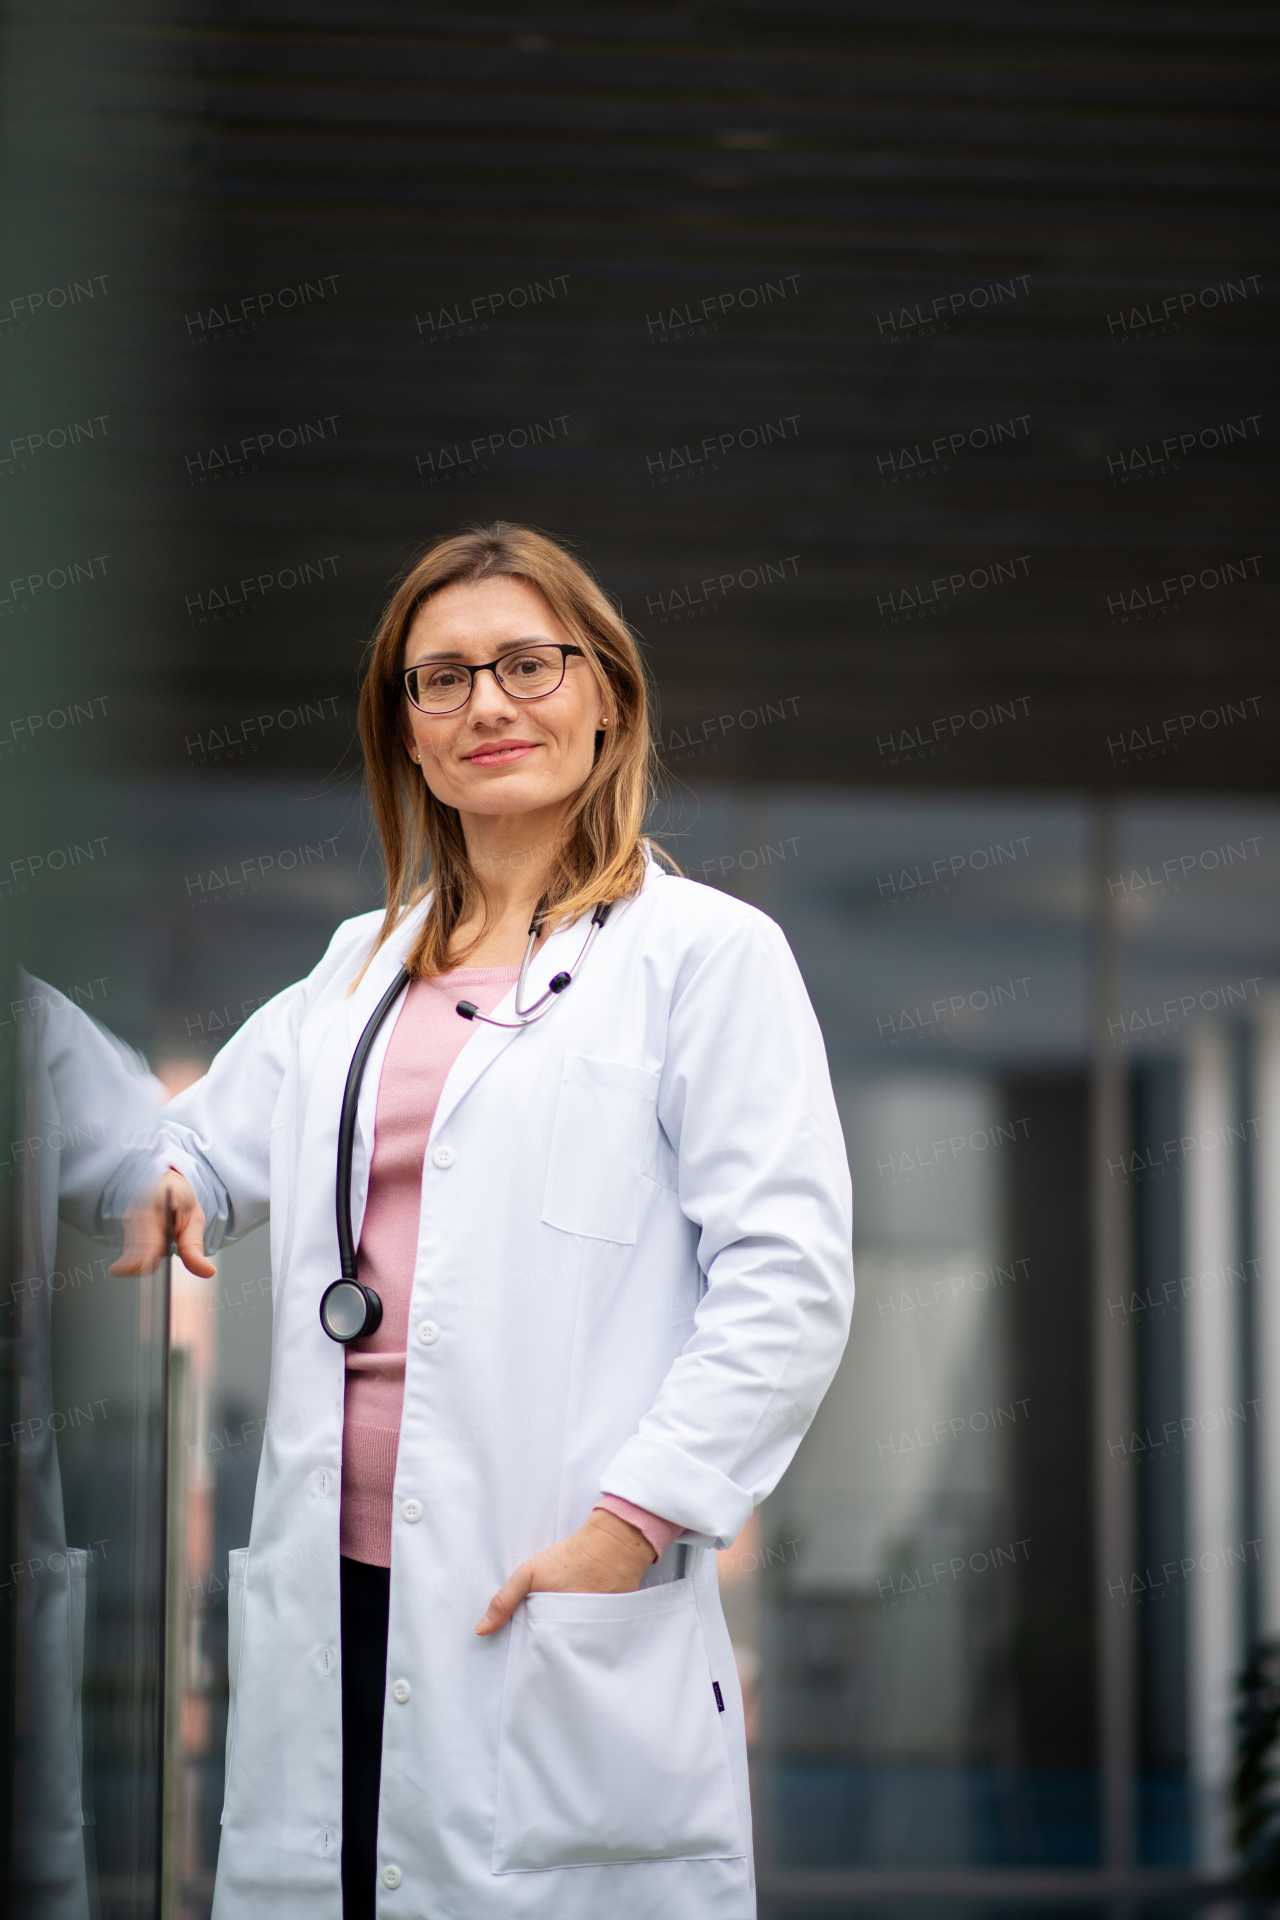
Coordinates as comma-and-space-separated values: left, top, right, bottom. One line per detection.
467, 666, 519, 721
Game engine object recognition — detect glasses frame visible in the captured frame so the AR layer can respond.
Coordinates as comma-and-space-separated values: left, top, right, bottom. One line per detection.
399, 643, 584, 716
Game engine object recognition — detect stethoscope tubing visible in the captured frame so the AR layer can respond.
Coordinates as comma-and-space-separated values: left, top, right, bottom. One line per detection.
334, 965, 412, 1284
457, 901, 612, 1028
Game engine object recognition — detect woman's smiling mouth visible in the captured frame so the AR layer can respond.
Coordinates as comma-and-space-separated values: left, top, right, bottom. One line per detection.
462, 741, 539, 767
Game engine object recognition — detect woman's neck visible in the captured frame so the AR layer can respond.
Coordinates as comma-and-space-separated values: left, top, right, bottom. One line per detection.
447, 807, 564, 968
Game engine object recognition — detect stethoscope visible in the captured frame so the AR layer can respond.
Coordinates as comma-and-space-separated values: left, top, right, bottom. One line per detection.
318, 901, 613, 1343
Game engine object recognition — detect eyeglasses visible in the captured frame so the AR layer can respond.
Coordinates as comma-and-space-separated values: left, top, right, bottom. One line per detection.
399, 644, 584, 716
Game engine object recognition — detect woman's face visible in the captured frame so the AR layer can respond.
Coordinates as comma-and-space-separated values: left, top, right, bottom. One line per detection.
401, 575, 608, 824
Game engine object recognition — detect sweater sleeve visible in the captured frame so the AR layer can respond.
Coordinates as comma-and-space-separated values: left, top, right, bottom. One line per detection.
593, 1494, 684, 1561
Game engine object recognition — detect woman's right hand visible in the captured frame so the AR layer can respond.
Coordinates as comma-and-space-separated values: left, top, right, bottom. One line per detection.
109, 1168, 217, 1279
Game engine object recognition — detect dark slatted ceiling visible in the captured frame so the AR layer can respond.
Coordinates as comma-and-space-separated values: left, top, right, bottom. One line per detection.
10, 0, 1278, 788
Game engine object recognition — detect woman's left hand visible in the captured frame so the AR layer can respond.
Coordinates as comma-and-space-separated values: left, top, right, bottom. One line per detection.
474, 1507, 655, 1635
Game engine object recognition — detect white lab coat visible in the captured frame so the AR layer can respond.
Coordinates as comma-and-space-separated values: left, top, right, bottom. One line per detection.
154, 854, 854, 1920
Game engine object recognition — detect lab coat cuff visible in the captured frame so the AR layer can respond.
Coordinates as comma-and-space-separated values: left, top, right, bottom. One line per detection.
163, 1147, 231, 1252
98, 1142, 230, 1253
597, 1438, 753, 1552
98, 1143, 169, 1240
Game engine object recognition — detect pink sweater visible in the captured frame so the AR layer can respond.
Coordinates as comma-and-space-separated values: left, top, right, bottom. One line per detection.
341, 968, 682, 1568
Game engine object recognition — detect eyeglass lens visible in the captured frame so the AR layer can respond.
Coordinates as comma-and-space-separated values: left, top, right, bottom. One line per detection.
404, 646, 566, 713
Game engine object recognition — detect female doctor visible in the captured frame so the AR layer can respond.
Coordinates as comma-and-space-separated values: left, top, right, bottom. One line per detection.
113, 523, 854, 1920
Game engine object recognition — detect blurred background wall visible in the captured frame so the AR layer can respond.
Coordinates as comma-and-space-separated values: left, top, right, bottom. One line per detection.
0, 4, 1276, 1917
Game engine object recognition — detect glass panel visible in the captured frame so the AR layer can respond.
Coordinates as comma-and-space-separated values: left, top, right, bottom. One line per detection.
108, 788, 370, 1917
1116, 801, 1280, 1866
663, 790, 1280, 1876
164, 1223, 273, 1917
666, 790, 1096, 1865
5, 985, 170, 1919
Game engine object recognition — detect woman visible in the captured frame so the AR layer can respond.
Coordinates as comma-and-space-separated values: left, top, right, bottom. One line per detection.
113, 523, 854, 1920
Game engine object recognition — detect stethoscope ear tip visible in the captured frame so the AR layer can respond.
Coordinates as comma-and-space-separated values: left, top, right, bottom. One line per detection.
456, 1000, 478, 1020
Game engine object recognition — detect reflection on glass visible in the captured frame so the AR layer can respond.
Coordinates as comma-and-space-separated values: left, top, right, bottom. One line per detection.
6, 976, 168, 1918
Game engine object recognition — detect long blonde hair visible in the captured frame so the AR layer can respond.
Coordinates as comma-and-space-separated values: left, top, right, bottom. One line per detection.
358, 522, 656, 979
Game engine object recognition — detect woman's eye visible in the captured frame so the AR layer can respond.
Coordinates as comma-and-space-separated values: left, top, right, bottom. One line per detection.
510, 654, 547, 679
428, 667, 465, 690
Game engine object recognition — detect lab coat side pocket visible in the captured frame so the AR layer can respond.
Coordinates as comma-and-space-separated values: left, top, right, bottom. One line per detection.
541, 1056, 661, 1245
221, 1548, 248, 1826
491, 1575, 745, 1871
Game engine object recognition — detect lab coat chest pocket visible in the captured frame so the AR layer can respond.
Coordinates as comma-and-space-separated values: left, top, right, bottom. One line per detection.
491, 1577, 744, 1870
541, 1055, 661, 1245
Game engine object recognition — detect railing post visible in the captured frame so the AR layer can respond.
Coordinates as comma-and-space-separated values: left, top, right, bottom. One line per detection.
1091, 800, 1137, 1870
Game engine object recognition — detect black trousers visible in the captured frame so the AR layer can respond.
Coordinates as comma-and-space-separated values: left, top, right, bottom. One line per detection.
340, 1555, 391, 1920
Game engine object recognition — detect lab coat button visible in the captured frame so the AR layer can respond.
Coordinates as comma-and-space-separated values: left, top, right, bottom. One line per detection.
392, 1677, 411, 1703
432, 1144, 455, 1168
383, 1864, 402, 1889
417, 1320, 439, 1346
401, 1498, 423, 1523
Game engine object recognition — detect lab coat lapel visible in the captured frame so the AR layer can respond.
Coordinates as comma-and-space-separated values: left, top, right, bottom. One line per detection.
428, 913, 584, 1142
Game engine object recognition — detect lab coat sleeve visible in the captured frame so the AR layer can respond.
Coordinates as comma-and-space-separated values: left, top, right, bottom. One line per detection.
598, 907, 855, 1549
100, 982, 306, 1253
101, 915, 376, 1252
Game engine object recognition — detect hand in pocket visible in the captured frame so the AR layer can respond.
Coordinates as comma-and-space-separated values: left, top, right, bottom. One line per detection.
474, 1508, 655, 1635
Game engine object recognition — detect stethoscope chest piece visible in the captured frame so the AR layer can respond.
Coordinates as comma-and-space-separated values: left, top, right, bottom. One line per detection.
320, 1279, 383, 1344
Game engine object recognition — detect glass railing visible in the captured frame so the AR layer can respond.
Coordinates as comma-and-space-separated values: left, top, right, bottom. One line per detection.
7, 787, 1277, 1913
3, 980, 170, 1920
